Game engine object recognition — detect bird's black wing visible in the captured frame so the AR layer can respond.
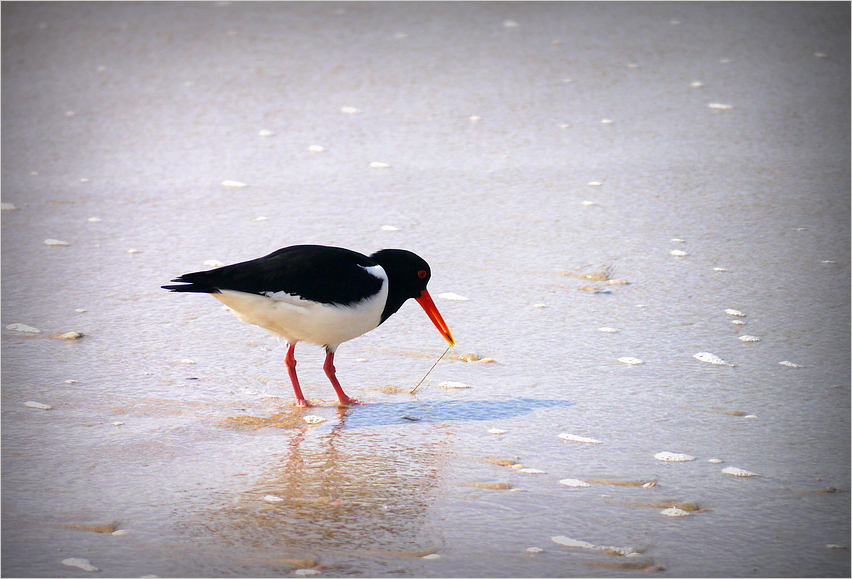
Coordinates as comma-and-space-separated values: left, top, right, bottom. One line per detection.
162, 245, 385, 306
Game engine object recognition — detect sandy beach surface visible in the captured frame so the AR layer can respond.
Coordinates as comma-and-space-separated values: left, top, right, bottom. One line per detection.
2, 2, 849, 577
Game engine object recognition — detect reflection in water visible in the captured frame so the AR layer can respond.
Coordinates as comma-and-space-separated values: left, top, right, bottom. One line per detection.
176, 398, 572, 574
181, 420, 447, 573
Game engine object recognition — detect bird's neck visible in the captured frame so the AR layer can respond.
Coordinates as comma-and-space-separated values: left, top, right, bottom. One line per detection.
379, 289, 409, 325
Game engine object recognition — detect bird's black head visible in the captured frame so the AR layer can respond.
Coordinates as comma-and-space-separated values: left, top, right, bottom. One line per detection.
370, 249, 431, 299
369, 249, 455, 346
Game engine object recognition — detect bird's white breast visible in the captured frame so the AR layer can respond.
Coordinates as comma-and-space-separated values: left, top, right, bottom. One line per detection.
212, 265, 389, 349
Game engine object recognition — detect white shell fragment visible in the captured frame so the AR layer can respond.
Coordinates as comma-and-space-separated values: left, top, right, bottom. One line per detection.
341, 106, 360, 114
708, 102, 733, 110
587, 180, 602, 186
380, 225, 399, 231
44, 238, 69, 246
295, 570, 321, 576
112, 529, 129, 536
722, 466, 758, 477
551, 536, 637, 556
779, 360, 804, 368
708, 458, 723, 464
204, 260, 224, 268
6, 323, 41, 333
693, 352, 735, 366
503, 19, 519, 27
438, 381, 471, 389
518, 468, 546, 474
87, 217, 102, 222
24, 401, 52, 410
551, 536, 597, 550
221, 180, 247, 187
488, 428, 507, 434
559, 478, 591, 487
302, 415, 326, 424
59, 332, 83, 340
264, 494, 285, 503
713, 267, 728, 272
618, 357, 644, 365
422, 553, 441, 560
670, 249, 688, 257
731, 320, 746, 326
661, 507, 691, 517
62, 558, 99, 572
558, 433, 602, 444
580, 200, 596, 206
437, 292, 469, 301
738, 335, 761, 342
725, 309, 746, 317
598, 327, 617, 333
1, 202, 17, 210
533, 303, 547, 308
369, 161, 390, 168
469, 115, 482, 122
526, 547, 545, 553
655, 452, 695, 462
258, 129, 274, 137
307, 145, 325, 153
690, 81, 704, 88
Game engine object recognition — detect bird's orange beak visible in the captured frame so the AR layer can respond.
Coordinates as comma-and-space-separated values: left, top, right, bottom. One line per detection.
415, 290, 456, 347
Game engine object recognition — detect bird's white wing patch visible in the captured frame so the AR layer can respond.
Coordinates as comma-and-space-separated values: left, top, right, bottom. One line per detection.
260, 290, 312, 309
360, 264, 386, 280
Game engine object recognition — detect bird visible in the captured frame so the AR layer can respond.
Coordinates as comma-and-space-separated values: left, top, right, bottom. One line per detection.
162, 244, 455, 407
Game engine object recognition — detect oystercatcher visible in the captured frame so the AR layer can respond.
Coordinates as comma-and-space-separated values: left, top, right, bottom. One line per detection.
162, 244, 455, 407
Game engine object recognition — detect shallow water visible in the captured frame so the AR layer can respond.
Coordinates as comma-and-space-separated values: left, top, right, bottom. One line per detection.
2, 2, 850, 578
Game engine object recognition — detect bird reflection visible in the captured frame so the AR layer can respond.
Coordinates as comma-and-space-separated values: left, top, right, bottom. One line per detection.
185, 398, 572, 573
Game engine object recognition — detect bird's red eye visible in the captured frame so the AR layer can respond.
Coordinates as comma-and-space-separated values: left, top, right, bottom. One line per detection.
417, 270, 428, 279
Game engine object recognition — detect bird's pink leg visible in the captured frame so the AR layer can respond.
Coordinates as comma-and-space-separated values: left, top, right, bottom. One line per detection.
323, 350, 361, 406
284, 342, 310, 407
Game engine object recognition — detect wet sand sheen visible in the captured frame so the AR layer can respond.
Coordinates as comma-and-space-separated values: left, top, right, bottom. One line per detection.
2, 2, 849, 577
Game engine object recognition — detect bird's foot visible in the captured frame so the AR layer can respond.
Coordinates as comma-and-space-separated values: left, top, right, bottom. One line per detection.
335, 397, 364, 406
294, 399, 314, 408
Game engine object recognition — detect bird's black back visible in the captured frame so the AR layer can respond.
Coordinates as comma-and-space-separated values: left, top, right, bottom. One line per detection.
162, 245, 384, 307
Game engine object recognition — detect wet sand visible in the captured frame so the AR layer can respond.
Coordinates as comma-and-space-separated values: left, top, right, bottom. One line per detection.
2, 2, 849, 577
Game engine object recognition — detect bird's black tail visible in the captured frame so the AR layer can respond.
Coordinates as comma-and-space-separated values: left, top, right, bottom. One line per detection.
161, 274, 221, 294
